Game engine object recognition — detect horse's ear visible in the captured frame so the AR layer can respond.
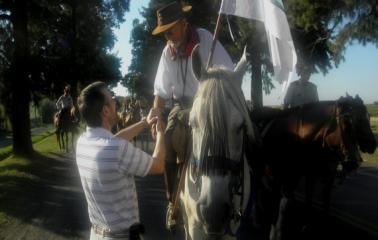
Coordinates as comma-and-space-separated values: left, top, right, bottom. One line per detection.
233, 45, 249, 87
355, 94, 363, 104
191, 44, 206, 82
345, 92, 350, 98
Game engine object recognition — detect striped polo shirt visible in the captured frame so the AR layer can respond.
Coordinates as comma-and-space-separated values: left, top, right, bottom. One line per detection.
76, 127, 153, 232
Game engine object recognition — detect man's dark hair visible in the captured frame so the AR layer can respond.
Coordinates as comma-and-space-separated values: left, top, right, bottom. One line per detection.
78, 81, 108, 127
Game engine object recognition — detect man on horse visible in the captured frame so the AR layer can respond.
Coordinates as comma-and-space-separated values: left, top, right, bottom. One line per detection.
150, 1, 234, 230
56, 85, 74, 123
283, 61, 319, 109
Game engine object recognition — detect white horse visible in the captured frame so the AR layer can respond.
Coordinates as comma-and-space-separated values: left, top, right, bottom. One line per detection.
179, 47, 257, 240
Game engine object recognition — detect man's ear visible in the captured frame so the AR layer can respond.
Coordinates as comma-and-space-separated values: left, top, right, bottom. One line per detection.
102, 104, 109, 117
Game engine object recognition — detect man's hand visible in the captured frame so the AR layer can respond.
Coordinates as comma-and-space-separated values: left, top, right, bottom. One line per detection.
148, 108, 164, 140
147, 108, 161, 127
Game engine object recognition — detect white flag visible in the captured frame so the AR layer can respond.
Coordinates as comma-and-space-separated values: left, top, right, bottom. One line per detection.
220, 0, 297, 84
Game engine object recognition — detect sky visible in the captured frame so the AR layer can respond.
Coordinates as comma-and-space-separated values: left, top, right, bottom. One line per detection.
112, 0, 378, 106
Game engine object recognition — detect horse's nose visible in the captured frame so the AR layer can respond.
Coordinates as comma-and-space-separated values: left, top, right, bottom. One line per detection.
199, 202, 230, 235
360, 139, 377, 154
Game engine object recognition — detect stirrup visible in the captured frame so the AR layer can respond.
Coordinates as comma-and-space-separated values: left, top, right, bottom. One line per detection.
166, 203, 177, 232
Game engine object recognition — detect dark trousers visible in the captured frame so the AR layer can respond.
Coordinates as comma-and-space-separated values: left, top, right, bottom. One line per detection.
164, 103, 191, 202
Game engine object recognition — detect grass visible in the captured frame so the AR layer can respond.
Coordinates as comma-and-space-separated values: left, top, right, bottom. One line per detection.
361, 117, 378, 163
0, 134, 60, 225
367, 104, 378, 118
0, 129, 55, 160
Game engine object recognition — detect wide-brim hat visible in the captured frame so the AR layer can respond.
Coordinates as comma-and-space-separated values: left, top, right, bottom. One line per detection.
152, 2, 192, 35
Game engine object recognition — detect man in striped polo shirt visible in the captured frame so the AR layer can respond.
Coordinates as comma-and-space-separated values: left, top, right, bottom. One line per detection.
76, 82, 166, 240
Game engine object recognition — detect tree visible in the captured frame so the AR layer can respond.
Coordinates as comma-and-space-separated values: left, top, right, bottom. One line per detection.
0, 0, 130, 156
125, 0, 378, 107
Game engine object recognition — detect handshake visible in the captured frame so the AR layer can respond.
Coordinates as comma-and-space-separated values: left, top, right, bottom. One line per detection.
145, 108, 165, 140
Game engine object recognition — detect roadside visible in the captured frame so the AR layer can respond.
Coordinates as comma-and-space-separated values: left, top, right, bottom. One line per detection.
0, 134, 377, 239
0, 124, 54, 148
0, 124, 55, 160
0, 135, 89, 240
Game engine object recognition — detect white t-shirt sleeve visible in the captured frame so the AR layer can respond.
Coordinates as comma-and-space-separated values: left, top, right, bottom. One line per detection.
118, 140, 153, 177
197, 28, 234, 70
154, 46, 174, 99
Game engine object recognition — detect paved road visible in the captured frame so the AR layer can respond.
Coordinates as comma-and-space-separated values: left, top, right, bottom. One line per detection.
324, 162, 378, 237
1, 140, 377, 239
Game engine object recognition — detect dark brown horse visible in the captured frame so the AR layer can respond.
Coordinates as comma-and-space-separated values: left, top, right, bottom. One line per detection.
248, 95, 377, 240
54, 106, 80, 152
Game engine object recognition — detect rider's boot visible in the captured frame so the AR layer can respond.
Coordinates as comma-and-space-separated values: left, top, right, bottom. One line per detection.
166, 202, 177, 232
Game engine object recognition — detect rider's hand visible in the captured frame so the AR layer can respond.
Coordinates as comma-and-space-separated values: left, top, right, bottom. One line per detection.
156, 117, 166, 134
146, 108, 161, 127
151, 123, 157, 141
148, 107, 164, 140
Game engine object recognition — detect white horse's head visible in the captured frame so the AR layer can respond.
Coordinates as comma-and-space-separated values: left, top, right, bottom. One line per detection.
182, 46, 251, 239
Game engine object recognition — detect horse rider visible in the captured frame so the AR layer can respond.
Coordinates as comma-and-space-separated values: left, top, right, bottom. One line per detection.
56, 85, 74, 123
150, 1, 234, 230
283, 62, 319, 109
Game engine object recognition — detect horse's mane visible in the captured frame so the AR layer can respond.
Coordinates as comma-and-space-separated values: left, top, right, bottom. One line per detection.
192, 67, 244, 174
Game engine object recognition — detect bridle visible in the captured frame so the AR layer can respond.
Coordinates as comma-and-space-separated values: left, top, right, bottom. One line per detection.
322, 101, 358, 160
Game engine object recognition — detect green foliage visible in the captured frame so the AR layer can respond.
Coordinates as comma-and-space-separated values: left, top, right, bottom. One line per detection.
0, 0, 130, 154
285, 0, 378, 74
367, 104, 378, 118
39, 99, 56, 124
124, 0, 378, 103
0, 0, 131, 101
123, 0, 223, 99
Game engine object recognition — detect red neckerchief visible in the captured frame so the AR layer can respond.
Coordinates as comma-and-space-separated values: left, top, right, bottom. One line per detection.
169, 26, 199, 60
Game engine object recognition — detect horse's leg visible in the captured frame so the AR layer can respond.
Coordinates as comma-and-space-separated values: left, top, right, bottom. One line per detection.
272, 182, 298, 240
60, 131, 65, 151
322, 163, 336, 215
304, 174, 315, 225
71, 131, 75, 153
65, 131, 69, 152
56, 129, 62, 150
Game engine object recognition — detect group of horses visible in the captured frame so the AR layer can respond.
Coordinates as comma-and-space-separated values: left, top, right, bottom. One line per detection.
53, 98, 150, 153
116, 98, 150, 151
172, 48, 377, 240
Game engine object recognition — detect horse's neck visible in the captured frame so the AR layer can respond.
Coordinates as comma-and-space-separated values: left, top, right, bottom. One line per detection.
290, 103, 336, 141
260, 103, 336, 142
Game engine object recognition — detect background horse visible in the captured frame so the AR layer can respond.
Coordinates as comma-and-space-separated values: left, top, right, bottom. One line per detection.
54, 106, 80, 152
250, 95, 377, 240
179, 48, 257, 240
120, 98, 150, 151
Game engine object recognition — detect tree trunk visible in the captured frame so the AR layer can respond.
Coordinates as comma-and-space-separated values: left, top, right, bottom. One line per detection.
249, 45, 263, 109
9, 0, 33, 156
70, 0, 78, 102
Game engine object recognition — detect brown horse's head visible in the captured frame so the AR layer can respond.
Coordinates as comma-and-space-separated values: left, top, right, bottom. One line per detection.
324, 95, 377, 170
336, 95, 377, 154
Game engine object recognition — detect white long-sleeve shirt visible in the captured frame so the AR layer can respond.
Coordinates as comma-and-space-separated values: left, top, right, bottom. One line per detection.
154, 28, 234, 100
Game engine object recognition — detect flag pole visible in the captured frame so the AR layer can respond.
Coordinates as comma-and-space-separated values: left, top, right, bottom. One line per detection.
206, 12, 223, 70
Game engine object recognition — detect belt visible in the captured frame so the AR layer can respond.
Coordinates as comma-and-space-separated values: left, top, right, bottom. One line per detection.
92, 225, 130, 238
92, 223, 145, 239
